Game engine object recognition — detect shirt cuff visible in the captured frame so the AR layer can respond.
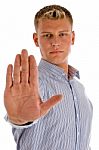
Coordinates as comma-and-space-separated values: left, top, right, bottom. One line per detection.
4, 115, 39, 129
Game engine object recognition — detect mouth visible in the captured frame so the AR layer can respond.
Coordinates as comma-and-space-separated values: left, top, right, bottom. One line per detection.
49, 51, 64, 54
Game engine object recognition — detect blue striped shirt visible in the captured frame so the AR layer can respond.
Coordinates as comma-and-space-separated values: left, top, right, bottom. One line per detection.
12, 59, 93, 150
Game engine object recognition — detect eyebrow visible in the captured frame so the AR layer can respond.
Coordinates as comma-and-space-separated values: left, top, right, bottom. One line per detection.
40, 30, 72, 34
40, 32, 52, 34
59, 30, 72, 32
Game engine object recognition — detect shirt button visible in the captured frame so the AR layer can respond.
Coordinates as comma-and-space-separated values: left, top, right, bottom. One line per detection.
77, 114, 79, 119
74, 96, 77, 100
77, 132, 80, 136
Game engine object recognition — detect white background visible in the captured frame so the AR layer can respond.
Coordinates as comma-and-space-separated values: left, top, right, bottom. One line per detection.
0, 0, 99, 149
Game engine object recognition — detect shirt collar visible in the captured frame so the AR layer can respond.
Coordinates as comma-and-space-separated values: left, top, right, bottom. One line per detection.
68, 65, 80, 79
38, 59, 80, 80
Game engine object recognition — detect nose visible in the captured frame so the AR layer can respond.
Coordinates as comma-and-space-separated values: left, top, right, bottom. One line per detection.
51, 36, 60, 48
51, 43, 59, 47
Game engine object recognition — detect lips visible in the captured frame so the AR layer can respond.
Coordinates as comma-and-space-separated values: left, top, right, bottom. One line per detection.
49, 51, 63, 54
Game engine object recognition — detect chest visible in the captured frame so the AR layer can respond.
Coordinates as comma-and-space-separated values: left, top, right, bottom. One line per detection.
40, 78, 92, 125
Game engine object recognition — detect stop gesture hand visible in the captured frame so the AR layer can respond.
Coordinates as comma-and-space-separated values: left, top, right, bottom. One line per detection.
4, 50, 62, 125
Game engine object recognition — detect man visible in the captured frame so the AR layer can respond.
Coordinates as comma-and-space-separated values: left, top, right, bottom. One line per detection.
4, 4, 93, 150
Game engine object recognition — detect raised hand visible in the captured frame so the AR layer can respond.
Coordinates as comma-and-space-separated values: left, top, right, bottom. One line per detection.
4, 49, 62, 125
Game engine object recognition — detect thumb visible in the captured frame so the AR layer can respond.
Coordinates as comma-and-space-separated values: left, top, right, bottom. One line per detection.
40, 94, 63, 116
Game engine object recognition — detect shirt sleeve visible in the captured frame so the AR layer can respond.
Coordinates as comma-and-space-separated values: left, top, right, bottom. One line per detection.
4, 115, 39, 129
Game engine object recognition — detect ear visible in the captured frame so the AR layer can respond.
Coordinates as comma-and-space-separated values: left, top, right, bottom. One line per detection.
71, 31, 75, 45
33, 33, 39, 47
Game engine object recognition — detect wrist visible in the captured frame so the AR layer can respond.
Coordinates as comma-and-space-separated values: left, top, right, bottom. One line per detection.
8, 116, 27, 125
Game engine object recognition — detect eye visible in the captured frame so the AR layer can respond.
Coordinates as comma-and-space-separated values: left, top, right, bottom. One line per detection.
59, 32, 71, 37
43, 34, 53, 39
59, 33, 68, 37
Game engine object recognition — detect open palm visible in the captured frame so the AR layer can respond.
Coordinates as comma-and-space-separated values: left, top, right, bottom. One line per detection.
4, 50, 62, 125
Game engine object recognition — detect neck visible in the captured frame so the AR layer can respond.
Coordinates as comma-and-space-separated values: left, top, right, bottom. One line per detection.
42, 59, 68, 73
56, 63, 68, 74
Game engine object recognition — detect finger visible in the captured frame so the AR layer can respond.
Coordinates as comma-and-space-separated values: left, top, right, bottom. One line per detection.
29, 55, 38, 89
6, 64, 13, 88
13, 54, 21, 84
21, 49, 29, 83
41, 94, 63, 115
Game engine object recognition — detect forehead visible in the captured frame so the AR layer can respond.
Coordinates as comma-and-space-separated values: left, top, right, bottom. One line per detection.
37, 18, 72, 32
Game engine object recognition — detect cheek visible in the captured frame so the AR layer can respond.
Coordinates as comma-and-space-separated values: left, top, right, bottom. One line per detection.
60, 36, 72, 44
38, 38, 50, 49
61, 39, 71, 47
38, 39, 48, 55
67, 37, 72, 43
38, 38, 44, 46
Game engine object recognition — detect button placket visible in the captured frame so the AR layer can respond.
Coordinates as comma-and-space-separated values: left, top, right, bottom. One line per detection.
68, 81, 80, 150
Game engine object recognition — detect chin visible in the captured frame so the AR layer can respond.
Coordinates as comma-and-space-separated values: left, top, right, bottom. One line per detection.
49, 59, 66, 65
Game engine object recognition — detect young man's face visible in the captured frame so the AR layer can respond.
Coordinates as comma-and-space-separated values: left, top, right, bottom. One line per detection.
33, 18, 75, 66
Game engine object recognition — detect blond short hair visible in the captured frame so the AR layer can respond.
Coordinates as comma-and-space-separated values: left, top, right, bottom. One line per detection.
34, 4, 73, 31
